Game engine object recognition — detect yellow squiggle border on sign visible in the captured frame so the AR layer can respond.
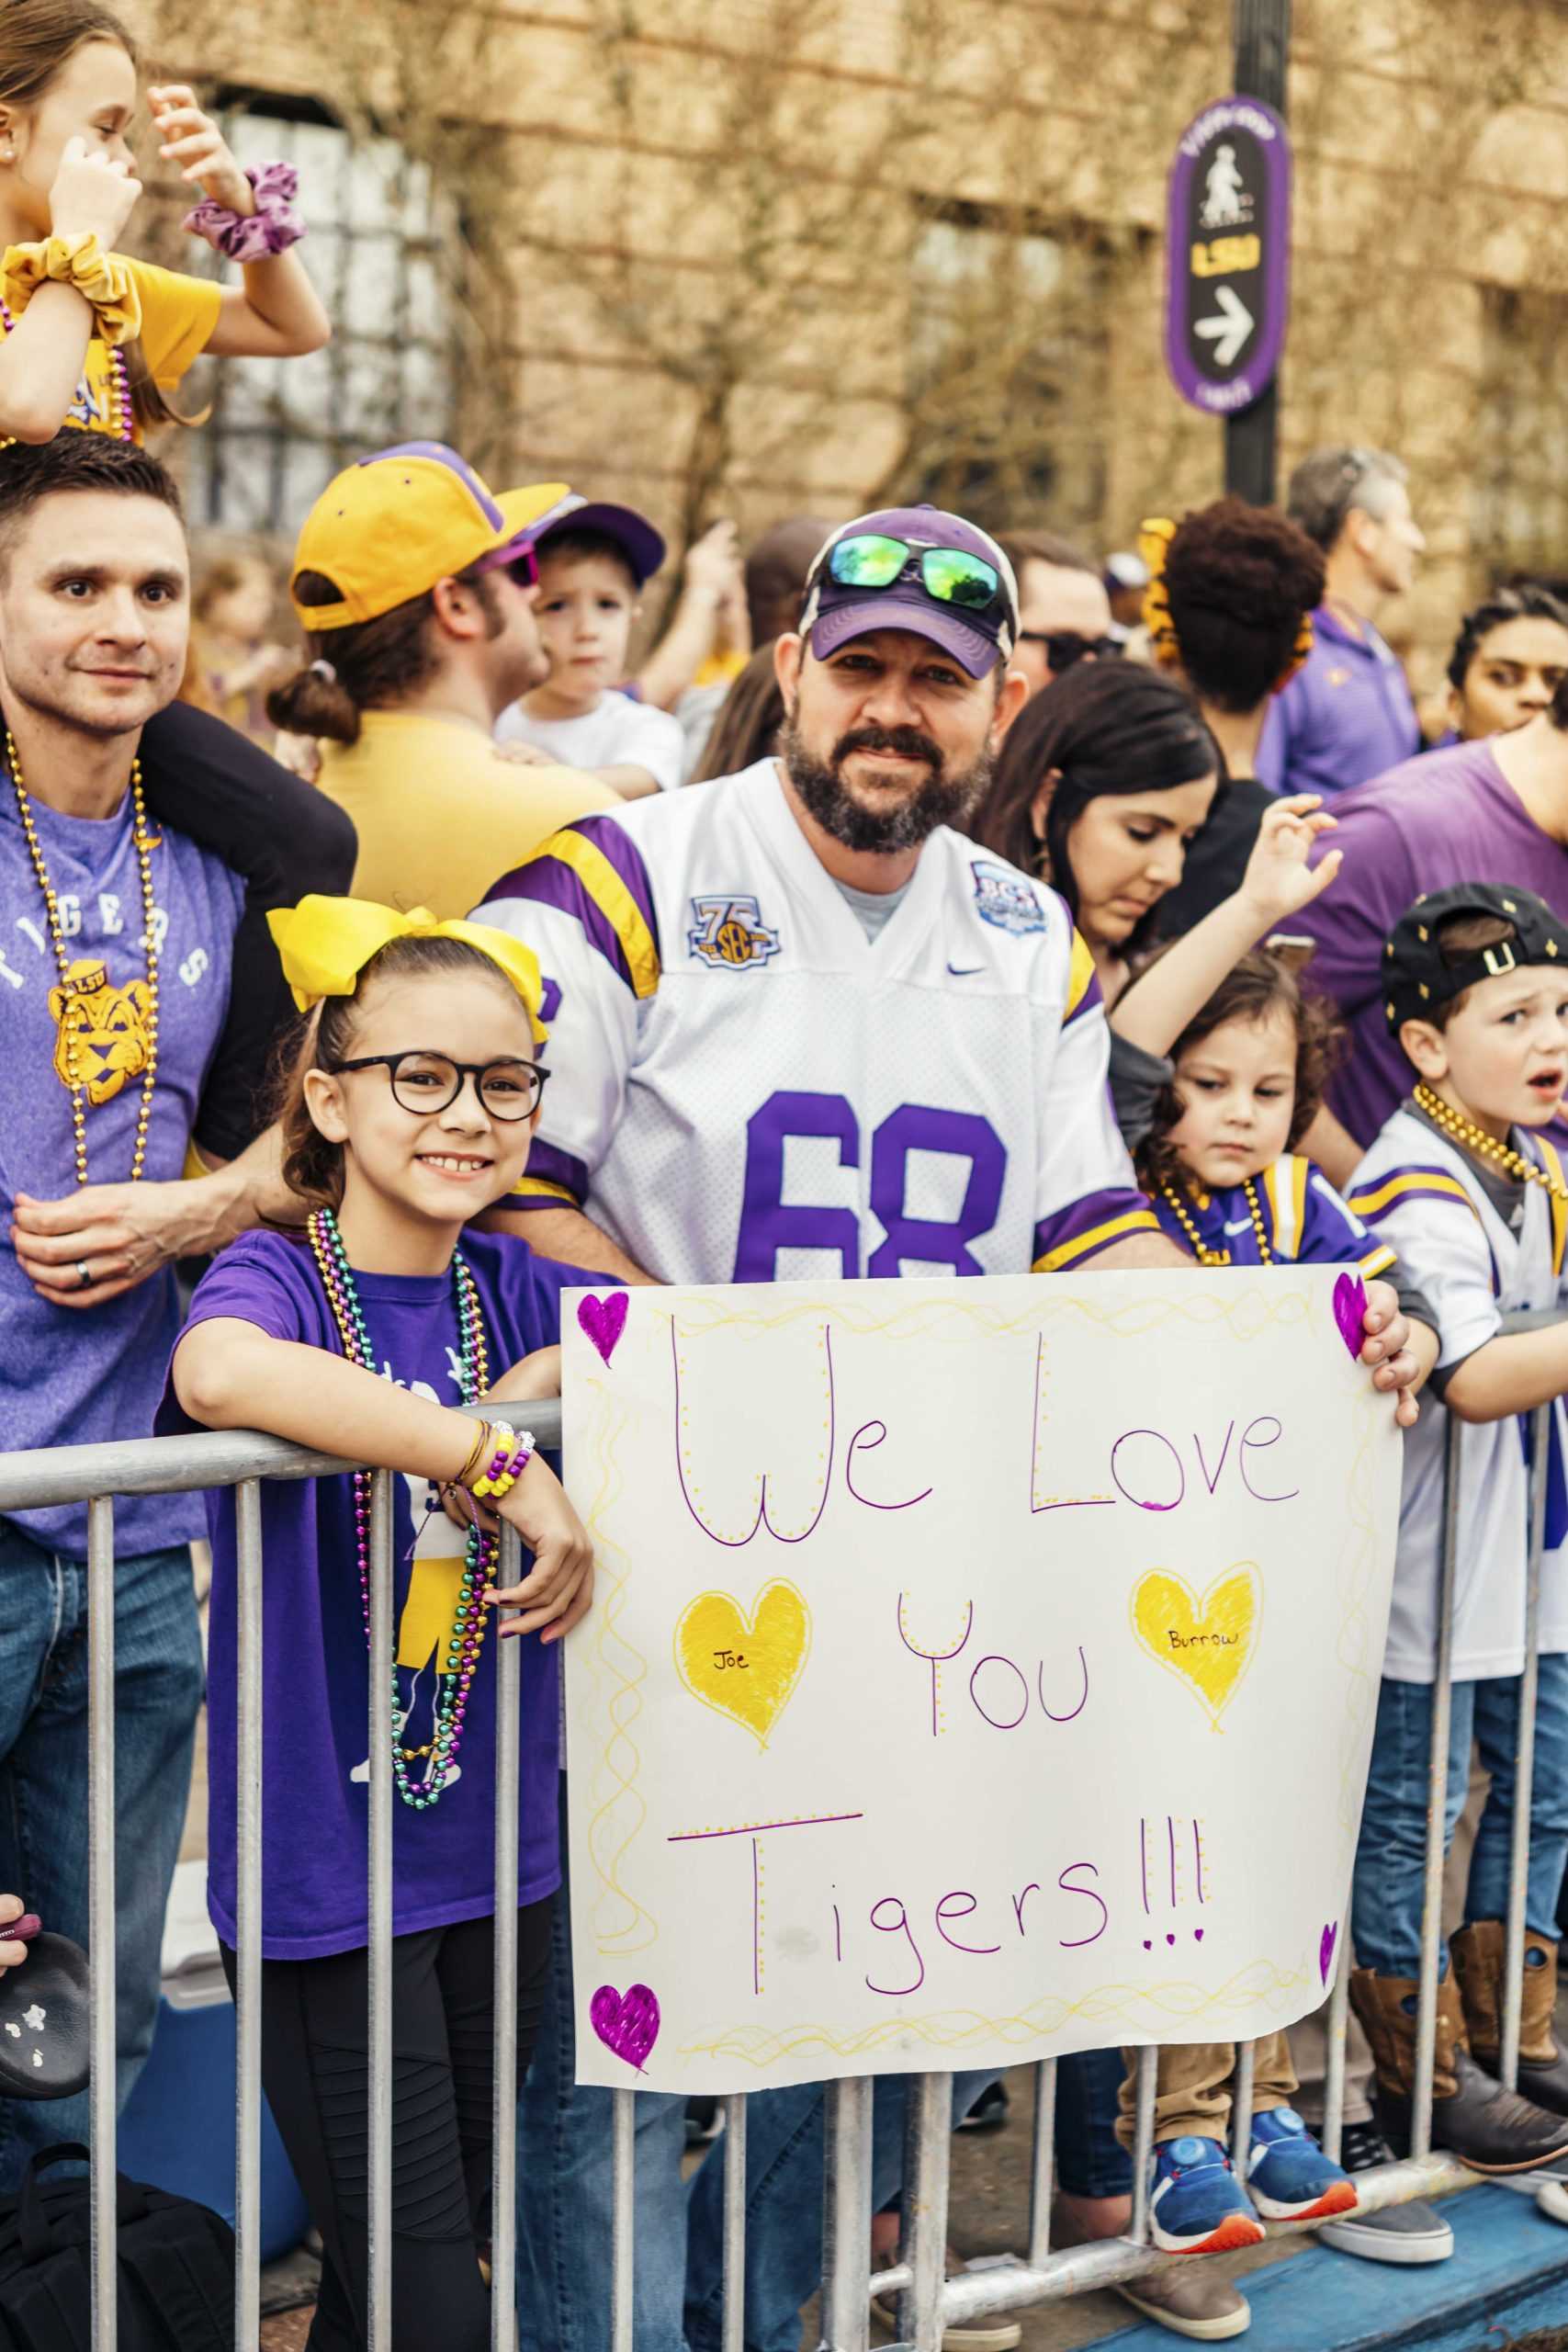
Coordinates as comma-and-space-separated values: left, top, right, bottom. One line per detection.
676, 1957, 1314, 2066
579, 1378, 658, 1952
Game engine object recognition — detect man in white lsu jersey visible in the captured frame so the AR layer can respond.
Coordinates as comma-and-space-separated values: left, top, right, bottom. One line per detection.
475, 507, 1423, 2352
479, 508, 1172, 1289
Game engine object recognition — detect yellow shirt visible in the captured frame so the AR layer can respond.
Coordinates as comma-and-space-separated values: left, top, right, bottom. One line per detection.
47, 256, 220, 439
317, 709, 621, 920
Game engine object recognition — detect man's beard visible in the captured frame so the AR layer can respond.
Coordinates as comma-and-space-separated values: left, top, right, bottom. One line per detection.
780, 715, 993, 854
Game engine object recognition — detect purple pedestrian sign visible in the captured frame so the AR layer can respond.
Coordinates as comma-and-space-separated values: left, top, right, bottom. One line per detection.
1165, 96, 1292, 415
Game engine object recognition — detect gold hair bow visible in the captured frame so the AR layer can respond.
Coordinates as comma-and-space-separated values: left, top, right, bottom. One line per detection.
266, 897, 547, 1040
1137, 516, 1181, 671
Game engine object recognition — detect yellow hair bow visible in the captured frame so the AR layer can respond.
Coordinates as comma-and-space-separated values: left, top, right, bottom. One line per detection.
1137, 516, 1181, 671
266, 897, 547, 1041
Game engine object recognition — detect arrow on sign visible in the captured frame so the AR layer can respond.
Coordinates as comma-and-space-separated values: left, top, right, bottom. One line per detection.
1195, 284, 1254, 368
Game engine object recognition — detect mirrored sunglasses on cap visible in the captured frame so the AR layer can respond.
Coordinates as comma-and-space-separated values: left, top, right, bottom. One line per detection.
825, 532, 1001, 614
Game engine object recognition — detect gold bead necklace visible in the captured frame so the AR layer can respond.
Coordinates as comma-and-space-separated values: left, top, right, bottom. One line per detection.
7, 726, 160, 1186
1413, 1081, 1568, 1203
1160, 1175, 1274, 1266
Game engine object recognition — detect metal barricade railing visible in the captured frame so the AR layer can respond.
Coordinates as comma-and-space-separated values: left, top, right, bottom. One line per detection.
0, 1307, 1557, 2349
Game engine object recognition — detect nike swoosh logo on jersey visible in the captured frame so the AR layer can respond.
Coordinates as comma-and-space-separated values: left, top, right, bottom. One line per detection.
947, 961, 985, 976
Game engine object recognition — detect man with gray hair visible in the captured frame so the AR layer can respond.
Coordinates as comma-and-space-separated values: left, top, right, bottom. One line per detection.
1257, 445, 1426, 797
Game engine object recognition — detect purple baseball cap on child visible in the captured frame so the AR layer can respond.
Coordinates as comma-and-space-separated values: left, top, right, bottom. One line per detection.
531, 491, 667, 587
798, 505, 1020, 677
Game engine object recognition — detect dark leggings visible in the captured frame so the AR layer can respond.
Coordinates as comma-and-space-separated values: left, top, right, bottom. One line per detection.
221, 1902, 552, 2352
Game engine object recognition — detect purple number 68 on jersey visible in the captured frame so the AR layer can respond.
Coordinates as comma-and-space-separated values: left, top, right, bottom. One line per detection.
734, 1090, 1007, 1282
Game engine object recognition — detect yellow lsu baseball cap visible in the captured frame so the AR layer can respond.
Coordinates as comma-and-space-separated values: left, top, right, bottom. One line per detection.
289, 440, 569, 631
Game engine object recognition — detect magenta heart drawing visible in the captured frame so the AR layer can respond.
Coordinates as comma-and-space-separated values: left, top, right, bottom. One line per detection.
578, 1291, 629, 1367
1331, 1273, 1368, 1362
591, 1981, 660, 2071
1319, 1920, 1338, 1986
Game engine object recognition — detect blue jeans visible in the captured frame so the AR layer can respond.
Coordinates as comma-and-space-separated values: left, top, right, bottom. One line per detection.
518, 1787, 1128, 2350
1352, 1658, 1568, 1979
0, 1521, 203, 2193
682, 2049, 1130, 2352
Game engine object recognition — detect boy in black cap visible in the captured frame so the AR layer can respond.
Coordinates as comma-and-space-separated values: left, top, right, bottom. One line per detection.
1345, 884, 1568, 2188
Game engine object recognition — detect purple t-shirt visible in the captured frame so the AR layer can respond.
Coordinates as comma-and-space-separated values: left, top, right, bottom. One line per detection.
159, 1225, 603, 1960
1257, 605, 1421, 798
1292, 738, 1568, 1148
0, 787, 243, 1557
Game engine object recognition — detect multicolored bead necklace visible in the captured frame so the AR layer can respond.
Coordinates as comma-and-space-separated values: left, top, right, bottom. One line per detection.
1414, 1081, 1568, 1203
7, 726, 160, 1185
307, 1204, 496, 1811
0, 292, 134, 447
1160, 1176, 1274, 1267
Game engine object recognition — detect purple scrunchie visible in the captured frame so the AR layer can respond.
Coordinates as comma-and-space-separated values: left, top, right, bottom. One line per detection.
184, 161, 304, 263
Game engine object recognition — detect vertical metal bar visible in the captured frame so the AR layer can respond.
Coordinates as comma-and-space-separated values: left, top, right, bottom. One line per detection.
1501, 1401, 1550, 2090
721, 2095, 748, 2352
1231, 2041, 1257, 2167
233, 1482, 265, 2352
610, 2087, 636, 2352
87, 1494, 118, 2352
898, 2072, 952, 2352
820, 2076, 874, 2352
1412, 1413, 1463, 2158
367, 1470, 395, 2346
1128, 2047, 1157, 2243
1323, 1945, 1350, 2164
491, 1523, 523, 2352
1026, 2059, 1057, 2267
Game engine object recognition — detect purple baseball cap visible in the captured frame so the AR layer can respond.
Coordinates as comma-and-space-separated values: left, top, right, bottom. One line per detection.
530, 491, 667, 588
798, 505, 1020, 677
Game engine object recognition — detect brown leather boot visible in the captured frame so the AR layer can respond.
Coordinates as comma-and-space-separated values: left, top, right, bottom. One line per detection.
1453, 1920, 1568, 2116
1348, 1964, 1568, 2173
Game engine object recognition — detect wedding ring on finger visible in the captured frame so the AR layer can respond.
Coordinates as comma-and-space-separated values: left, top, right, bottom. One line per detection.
75, 1261, 93, 1290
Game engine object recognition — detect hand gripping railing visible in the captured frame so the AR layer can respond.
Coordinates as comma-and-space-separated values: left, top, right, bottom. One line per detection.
0, 1308, 1556, 2349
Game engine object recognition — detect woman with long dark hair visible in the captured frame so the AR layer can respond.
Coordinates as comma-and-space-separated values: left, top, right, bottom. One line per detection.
972, 661, 1220, 1001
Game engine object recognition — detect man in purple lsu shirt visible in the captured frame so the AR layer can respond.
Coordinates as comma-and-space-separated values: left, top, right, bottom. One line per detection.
1258, 447, 1426, 801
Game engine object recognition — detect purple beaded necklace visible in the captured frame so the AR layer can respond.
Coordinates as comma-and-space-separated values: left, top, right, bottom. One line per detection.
0, 292, 134, 442
307, 1206, 497, 1812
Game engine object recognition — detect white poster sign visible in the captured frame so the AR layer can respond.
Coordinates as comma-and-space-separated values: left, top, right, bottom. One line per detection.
562, 1271, 1400, 2093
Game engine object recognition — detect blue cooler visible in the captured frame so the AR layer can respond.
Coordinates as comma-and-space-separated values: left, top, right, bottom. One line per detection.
118, 1861, 310, 2264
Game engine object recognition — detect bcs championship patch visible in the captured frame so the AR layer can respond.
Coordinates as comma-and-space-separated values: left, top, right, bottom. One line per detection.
970, 860, 1045, 935
687, 895, 782, 970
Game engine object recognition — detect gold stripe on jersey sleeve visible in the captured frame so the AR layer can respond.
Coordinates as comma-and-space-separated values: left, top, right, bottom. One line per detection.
1358, 1242, 1397, 1280
1538, 1136, 1568, 1275
507, 1174, 578, 1204
1033, 1206, 1160, 1272
544, 828, 660, 999
1348, 1170, 1477, 1220
1066, 929, 1097, 1018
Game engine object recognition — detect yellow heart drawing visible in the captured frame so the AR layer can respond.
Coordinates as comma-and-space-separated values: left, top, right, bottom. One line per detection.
1129, 1563, 1262, 1732
673, 1579, 811, 1747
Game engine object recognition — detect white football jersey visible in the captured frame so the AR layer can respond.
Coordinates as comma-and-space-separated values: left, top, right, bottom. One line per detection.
474, 758, 1154, 1285
1348, 1107, 1568, 1682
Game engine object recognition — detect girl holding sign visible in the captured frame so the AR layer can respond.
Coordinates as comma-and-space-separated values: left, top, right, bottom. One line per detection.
164, 899, 598, 2349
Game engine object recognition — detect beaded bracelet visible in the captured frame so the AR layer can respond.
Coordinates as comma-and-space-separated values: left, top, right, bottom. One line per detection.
470, 1424, 536, 1502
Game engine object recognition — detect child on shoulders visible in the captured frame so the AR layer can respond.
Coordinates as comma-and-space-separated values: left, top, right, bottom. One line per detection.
496, 493, 684, 797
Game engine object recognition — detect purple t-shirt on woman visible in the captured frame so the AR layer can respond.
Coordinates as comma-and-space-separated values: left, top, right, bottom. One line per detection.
1292, 738, 1568, 1148
159, 1225, 604, 1961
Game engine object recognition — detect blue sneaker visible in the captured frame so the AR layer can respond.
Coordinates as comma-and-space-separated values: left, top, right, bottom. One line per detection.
1247, 2107, 1359, 2222
1148, 2135, 1266, 2255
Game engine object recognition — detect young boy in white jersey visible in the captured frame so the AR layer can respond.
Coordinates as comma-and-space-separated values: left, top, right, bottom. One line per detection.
1346, 884, 1568, 2183
495, 492, 685, 797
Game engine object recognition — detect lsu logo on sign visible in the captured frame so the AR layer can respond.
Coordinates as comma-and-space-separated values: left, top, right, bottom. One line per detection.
688, 895, 781, 971
970, 860, 1045, 936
